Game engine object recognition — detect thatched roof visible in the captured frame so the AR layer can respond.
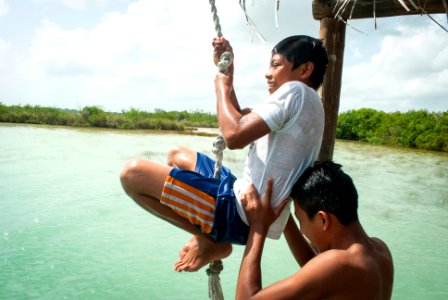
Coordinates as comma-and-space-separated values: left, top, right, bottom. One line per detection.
312, 0, 448, 32
312, 0, 447, 19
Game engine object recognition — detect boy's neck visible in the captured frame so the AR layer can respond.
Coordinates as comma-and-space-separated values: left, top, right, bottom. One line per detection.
329, 220, 370, 250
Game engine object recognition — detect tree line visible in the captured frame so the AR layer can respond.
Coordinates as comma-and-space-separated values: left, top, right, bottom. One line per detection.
1, 103, 447, 152
0, 103, 218, 131
337, 108, 447, 152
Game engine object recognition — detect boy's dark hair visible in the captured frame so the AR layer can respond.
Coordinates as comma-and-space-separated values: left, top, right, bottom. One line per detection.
272, 35, 328, 90
291, 161, 358, 225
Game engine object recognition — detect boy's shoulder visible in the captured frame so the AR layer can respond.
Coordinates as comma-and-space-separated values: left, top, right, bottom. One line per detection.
274, 81, 314, 97
296, 246, 387, 297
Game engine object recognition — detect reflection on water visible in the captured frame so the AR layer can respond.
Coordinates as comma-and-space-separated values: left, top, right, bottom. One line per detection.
0, 124, 447, 299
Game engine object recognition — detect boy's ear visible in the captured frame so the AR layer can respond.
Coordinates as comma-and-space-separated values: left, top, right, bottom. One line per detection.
317, 211, 331, 231
298, 62, 314, 81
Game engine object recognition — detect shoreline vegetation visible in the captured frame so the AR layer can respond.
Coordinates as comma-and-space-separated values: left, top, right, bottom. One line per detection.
0, 103, 219, 137
1, 103, 447, 152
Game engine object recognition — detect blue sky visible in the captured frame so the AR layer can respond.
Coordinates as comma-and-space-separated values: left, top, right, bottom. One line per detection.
0, 0, 447, 113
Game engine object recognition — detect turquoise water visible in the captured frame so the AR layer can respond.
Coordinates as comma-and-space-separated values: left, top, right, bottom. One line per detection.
1, 123, 447, 299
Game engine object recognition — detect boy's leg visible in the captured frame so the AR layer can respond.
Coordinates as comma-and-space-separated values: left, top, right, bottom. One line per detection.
120, 159, 199, 234
120, 158, 231, 272
166, 146, 197, 170
167, 147, 235, 271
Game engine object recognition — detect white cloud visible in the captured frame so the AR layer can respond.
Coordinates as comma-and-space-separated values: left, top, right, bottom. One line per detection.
4, 0, 445, 113
7, 0, 284, 111
62, 0, 87, 10
0, 39, 12, 78
341, 22, 448, 112
0, 0, 9, 16
9, 1, 248, 111
33, 0, 110, 10
0, 38, 10, 54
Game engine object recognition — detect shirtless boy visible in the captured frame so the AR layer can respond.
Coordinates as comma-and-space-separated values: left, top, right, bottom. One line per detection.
237, 161, 394, 299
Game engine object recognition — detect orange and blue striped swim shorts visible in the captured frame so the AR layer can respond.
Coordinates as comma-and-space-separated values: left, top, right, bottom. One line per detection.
160, 152, 249, 245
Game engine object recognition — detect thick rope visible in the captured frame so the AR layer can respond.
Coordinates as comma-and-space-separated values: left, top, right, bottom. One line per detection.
209, 0, 223, 37
211, 135, 226, 178
206, 260, 224, 300
209, 0, 233, 74
216, 52, 233, 75
206, 1, 233, 300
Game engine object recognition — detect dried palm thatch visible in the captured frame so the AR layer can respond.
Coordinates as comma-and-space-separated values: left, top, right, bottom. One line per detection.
238, 0, 268, 42
237, 1, 447, 41
313, 0, 448, 32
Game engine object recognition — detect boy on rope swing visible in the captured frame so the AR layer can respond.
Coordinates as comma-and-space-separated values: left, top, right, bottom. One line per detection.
120, 35, 328, 272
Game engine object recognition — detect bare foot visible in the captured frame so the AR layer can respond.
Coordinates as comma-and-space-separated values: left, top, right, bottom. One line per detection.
174, 235, 232, 272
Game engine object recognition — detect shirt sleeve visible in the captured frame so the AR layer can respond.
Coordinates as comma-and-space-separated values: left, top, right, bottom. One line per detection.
251, 100, 285, 131
251, 82, 303, 132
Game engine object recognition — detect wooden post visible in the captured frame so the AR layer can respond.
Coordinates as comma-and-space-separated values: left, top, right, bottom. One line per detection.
318, 18, 346, 161
313, 0, 446, 161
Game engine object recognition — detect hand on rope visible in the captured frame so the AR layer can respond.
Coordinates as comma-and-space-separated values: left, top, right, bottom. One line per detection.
212, 37, 234, 75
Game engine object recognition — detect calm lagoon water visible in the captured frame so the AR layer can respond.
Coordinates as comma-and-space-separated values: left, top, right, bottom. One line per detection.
1, 123, 447, 299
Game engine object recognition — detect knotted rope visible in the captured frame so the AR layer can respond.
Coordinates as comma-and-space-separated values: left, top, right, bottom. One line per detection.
206, 259, 224, 300
206, 1, 233, 300
209, 0, 233, 75
211, 135, 226, 179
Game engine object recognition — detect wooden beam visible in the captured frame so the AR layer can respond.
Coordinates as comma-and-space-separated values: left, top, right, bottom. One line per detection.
313, 0, 447, 20
318, 18, 346, 161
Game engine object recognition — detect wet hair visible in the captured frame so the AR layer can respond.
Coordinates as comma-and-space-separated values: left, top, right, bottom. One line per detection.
291, 161, 358, 225
272, 35, 328, 90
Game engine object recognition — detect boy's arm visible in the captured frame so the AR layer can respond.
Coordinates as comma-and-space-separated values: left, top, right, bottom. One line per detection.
236, 225, 265, 300
214, 74, 270, 149
228, 89, 252, 116
237, 248, 347, 300
237, 180, 365, 299
212, 37, 270, 149
237, 179, 330, 300
283, 215, 317, 267
237, 179, 287, 299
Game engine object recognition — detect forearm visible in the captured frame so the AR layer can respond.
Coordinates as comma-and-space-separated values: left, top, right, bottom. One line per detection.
212, 37, 250, 138
230, 90, 252, 116
229, 89, 242, 113
215, 79, 255, 149
236, 229, 265, 300
283, 216, 317, 266
215, 82, 241, 128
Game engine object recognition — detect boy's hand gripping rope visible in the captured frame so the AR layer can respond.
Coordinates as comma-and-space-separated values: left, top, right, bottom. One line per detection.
209, 0, 233, 75
208, 0, 233, 179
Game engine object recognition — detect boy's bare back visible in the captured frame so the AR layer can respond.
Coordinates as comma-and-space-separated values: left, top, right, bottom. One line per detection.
296, 237, 393, 300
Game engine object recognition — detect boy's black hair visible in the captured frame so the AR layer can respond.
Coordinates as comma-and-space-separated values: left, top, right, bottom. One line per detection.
291, 161, 358, 225
272, 35, 328, 90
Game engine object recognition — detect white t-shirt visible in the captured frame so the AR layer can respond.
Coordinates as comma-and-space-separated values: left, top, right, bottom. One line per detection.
233, 81, 324, 239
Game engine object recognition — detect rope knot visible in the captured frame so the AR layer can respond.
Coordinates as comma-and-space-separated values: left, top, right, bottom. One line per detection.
212, 135, 226, 179
206, 260, 224, 276
217, 52, 233, 74
207, 260, 224, 300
